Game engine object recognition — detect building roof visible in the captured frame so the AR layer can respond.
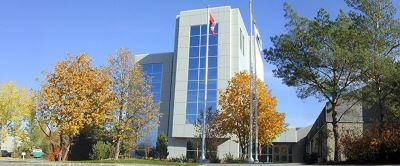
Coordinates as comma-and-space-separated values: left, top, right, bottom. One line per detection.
272, 125, 312, 143
273, 128, 298, 143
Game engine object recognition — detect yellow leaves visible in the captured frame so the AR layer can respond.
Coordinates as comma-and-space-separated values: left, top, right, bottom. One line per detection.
40, 54, 115, 138
217, 71, 286, 146
0, 82, 35, 140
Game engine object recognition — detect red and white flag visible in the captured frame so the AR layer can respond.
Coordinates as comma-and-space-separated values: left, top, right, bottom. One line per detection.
209, 13, 216, 37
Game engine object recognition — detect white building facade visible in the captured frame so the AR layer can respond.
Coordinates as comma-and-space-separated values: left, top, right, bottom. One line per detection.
135, 6, 264, 158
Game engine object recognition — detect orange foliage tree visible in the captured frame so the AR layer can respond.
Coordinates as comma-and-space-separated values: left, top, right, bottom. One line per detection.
341, 124, 400, 162
39, 54, 114, 161
217, 71, 286, 156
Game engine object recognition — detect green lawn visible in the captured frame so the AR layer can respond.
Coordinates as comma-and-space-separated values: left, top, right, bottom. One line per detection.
68, 158, 199, 165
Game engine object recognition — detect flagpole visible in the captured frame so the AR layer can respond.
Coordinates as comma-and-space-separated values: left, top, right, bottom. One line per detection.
248, 0, 254, 163
253, 19, 259, 164
200, 5, 210, 162
252, 3, 259, 162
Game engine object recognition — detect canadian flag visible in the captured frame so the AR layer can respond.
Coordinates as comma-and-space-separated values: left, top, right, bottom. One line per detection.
209, 13, 216, 37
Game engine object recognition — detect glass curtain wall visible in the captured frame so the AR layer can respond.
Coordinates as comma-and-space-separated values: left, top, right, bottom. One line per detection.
186, 24, 218, 124
142, 63, 163, 145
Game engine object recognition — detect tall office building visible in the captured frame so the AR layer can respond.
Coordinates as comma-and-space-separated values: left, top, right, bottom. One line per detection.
135, 6, 264, 158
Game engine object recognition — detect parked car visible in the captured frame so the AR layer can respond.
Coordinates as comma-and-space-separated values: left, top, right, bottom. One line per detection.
31, 149, 44, 158
1, 150, 11, 157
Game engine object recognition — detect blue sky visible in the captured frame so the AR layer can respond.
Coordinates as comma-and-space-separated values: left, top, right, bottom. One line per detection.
1, 0, 399, 128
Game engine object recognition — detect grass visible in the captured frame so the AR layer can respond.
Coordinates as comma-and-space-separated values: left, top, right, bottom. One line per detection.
67, 158, 199, 165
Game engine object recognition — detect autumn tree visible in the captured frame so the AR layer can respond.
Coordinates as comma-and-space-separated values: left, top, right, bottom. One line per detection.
39, 54, 114, 161
106, 48, 161, 160
0, 82, 34, 149
217, 71, 285, 157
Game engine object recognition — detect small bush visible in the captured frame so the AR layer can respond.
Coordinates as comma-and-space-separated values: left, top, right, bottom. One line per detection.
90, 141, 112, 160
12, 145, 32, 159
210, 155, 221, 163
341, 125, 400, 163
222, 153, 243, 163
169, 155, 188, 163
222, 153, 234, 163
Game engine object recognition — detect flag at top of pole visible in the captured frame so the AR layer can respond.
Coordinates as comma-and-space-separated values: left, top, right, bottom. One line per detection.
251, 6, 263, 52
209, 12, 216, 37
254, 22, 263, 52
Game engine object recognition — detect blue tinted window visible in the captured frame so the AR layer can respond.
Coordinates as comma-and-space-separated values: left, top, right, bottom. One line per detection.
198, 102, 204, 113
143, 65, 152, 73
152, 73, 162, 83
190, 36, 200, 46
151, 83, 161, 92
187, 91, 197, 102
199, 69, 205, 81
189, 58, 199, 69
207, 102, 217, 112
198, 90, 205, 101
200, 24, 218, 35
199, 80, 205, 90
199, 57, 206, 68
153, 64, 163, 73
208, 80, 217, 90
200, 35, 207, 46
209, 46, 218, 57
189, 47, 199, 58
209, 34, 218, 45
201, 25, 207, 35
188, 69, 198, 80
190, 26, 200, 36
186, 103, 197, 114
186, 24, 218, 124
186, 115, 197, 124
142, 63, 163, 140
207, 90, 217, 102
188, 81, 198, 90
153, 92, 161, 101
200, 46, 206, 57
208, 68, 217, 79
209, 57, 217, 68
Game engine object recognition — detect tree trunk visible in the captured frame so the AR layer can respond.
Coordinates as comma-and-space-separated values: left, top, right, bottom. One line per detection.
332, 121, 340, 162
62, 143, 71, 161
58, 134, 63, 161
240, 144, 246, 159
50, 143, 57, 161
114, 137, 122, 160
332, 104, 340, 162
